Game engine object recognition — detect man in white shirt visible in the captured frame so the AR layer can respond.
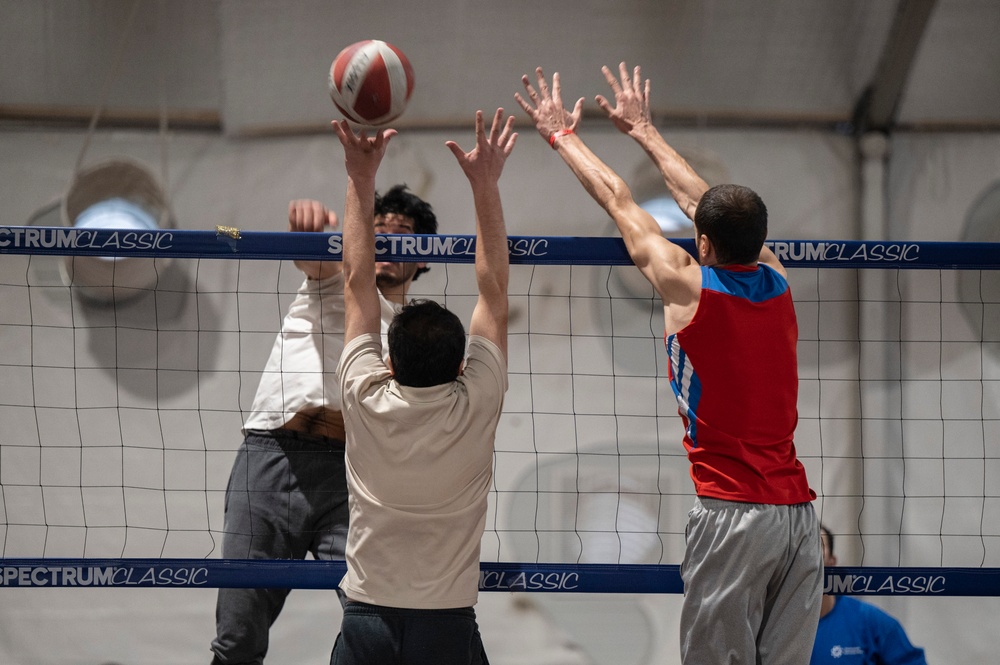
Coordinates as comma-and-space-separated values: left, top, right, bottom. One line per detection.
331, 108, 516, 665
211, 187, 438, 665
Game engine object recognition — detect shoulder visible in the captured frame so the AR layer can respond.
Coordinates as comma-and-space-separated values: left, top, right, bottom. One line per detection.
339, 333, 387, 382
656, 260, 703, 301
462, 336, 508, 392
757, 262, 789, 285
468, 335, 503, 359
466, 336, 506, 372
836, 595, 866, 614
852, 598, 900, 624
468, 335, 506, 367
837, 597, 903, 632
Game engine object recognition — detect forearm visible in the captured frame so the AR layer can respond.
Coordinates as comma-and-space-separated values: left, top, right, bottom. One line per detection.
468, 180, 509, 355
342, 175, 380, 337
554, 131, 693, 279
472, 183, 509, 300
630, 124, 709, 219
554, 133, 633, 217
342, 176, 376, 283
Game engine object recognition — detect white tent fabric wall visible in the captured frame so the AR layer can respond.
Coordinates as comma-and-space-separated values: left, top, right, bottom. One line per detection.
2, 125, 1000, 663
4, 0, 1000, 662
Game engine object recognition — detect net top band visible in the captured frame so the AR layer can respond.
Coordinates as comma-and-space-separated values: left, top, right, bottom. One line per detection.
2, 226, 1000, 269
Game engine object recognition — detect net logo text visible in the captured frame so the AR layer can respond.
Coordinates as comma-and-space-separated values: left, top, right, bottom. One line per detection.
824, 573, 945, 595
326, 235, 550, 258
0, 227, 174, 252
479, 571, 580, 591
0, 565, 209, 587
767, 241, 920, 263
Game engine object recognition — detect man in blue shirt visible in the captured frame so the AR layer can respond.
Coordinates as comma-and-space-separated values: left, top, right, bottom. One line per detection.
812, 525, 928, 664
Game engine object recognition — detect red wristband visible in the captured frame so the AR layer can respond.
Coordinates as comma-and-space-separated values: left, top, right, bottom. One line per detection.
548, 128, 575, 148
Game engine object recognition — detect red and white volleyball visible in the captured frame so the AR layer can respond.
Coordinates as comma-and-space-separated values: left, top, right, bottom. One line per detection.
328, 40, 414, 126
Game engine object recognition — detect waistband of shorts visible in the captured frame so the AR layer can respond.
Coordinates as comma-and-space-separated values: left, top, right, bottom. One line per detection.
244, 429, 345, 451
343, 601, 476, 619
695, 496, 815, 510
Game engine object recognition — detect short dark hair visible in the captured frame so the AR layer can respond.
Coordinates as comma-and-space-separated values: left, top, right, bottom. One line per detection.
387, 299, 466, 387
375, 184, 437, 280
693, 184, 768, 265
820, 524, 835, 556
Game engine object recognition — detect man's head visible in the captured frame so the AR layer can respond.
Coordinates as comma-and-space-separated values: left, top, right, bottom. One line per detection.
374, 184, 438, 289
820, 524, 837, 567
387, 299, 466, 387
693, 183, 768, 266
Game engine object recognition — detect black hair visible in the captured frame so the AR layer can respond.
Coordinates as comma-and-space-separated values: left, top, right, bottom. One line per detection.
693, 183, 768, 265
387, 299, 466, 387
375, 184, 437, 280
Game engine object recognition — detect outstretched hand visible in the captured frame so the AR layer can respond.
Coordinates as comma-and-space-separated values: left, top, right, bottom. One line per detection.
514, 67, 583, 145
446, 108, 517, 184
595, 62, 652, 137
331, 120, 397, 179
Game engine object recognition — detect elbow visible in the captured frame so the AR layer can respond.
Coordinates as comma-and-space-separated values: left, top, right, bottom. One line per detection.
343, 264, 374, 291
591, 173, 635, 216
478, 276, 508, 302
603, 182, 638, 221
610, 181, 636, 211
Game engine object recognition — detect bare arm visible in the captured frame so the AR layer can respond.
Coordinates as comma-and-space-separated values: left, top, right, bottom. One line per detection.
288, 199, 341, 280
515, 68, 696, 301
331, 121, 397, 344
596, 62, 708, 220
445, 109, 517, 359
598, 62, 784, 275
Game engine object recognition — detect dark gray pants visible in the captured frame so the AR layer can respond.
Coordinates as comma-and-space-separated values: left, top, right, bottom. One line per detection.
211, 430, 349, 665
330, 602, 490, 665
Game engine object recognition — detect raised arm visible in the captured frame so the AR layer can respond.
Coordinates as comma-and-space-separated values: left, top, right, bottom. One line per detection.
597, 62, 783, 274
445, 109, 516, 359
515, 68, 696, 301
595, 62, 708, 220
331, 121, 396, 344
289, 199, 341, 280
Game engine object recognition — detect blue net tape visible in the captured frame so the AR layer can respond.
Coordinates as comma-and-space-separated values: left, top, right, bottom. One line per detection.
3, 226, 1000, 269
1, 559, 997, 595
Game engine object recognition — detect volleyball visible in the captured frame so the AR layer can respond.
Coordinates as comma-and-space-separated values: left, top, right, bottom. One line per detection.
328, 40, 414, 126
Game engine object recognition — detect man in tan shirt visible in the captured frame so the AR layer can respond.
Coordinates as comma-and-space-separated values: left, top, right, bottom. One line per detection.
332, 108, 515, 664
212, 188, 439, 665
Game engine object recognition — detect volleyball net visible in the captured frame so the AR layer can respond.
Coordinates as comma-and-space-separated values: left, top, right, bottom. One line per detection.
1, 226, 999, 595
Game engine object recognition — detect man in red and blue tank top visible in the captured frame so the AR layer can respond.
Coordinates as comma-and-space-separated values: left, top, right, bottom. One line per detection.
519, 62, 822, 664
667, 260, 813, 505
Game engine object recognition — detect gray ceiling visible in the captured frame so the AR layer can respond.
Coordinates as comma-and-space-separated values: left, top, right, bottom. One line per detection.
2, 0, 999, 137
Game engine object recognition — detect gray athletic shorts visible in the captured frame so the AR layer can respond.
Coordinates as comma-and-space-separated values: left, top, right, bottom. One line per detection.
680, 497, 822, 665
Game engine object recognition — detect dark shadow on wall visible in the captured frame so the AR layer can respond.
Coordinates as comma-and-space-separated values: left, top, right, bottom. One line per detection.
959, 181, 1000, 355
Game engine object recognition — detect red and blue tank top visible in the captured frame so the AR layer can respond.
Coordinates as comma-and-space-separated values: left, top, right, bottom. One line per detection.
665, 264, 815, 504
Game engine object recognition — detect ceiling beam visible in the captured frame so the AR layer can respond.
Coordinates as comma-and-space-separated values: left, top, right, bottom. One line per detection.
854, 0, 939, 134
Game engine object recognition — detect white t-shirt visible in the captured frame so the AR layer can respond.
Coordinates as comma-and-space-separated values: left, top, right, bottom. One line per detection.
243, 273, 396, 432
337, 332, 508, 609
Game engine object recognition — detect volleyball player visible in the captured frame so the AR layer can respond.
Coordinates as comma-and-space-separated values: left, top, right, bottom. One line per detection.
211, 188, 438, 665
329, 108, 514, 664
812, 525, 927, 665
516, 64, 822, 664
